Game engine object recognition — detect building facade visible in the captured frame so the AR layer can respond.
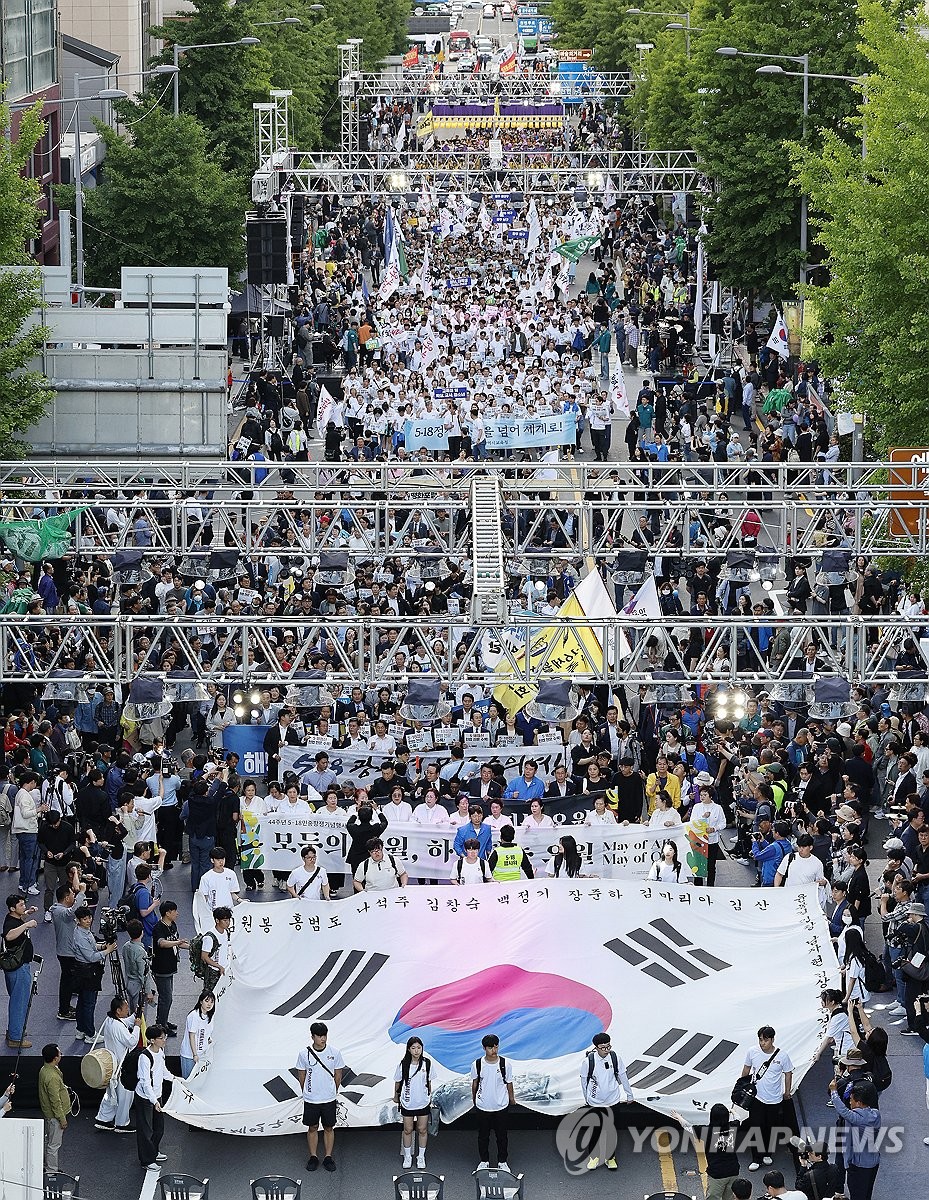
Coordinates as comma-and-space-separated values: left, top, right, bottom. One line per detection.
1, 0, 61, 263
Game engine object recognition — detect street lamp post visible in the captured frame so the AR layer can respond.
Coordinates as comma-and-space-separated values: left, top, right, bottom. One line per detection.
172, 38, 261, 118
717, 47, 810, 283
755, 65, 868, 159
626, 8, 699, 57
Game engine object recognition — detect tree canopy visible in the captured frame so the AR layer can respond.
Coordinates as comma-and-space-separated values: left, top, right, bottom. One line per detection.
66, 104, 246, 290
0, 96, 54, 456
791, 1, 929, 451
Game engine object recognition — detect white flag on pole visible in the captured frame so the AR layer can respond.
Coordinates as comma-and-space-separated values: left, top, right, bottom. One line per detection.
315, 384, 343, 439
419, 243, 432, 298
394, 120, 407, 152
766, 312, 790, 358
378, 261, 401, 302
609, 361, 630, 419
526, 198, 541, 254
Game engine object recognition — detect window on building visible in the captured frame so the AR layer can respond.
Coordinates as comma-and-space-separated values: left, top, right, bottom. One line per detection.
2, 0, 57, 101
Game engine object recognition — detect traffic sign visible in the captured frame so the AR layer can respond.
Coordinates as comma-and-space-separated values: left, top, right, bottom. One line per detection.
556, 49, 593, 61
889, 447, 929, 536
517, 17, 539, 34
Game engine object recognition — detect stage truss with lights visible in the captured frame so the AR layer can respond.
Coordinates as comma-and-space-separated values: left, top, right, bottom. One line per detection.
9, 614, 926, 694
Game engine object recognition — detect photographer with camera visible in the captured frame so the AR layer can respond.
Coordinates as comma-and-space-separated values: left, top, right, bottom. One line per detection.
37, 809, 78, 922
787, 1140, 844, 1200
72, 905, 116, 1043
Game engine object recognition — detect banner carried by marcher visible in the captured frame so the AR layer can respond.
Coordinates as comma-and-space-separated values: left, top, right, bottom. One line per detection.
278, 743, 568, 791
403, 413, 575, 453
251, 813, 689, 879
170, 883, 838, 1135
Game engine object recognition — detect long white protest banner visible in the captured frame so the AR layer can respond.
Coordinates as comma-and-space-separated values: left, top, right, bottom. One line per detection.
250, 813, 689, 880
279, 743, 568, 791
170, 882, 838, 1135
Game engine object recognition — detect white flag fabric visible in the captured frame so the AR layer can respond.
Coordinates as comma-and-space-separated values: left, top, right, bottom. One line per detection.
168, 882, 837, 1135
623, 574, 661, 620
526, 198, 541, 253
767, 312, 790, 358
439, 207, 453, 241
419, 243, 432, 298
315, 385, 342, 439
394, 120, 406, 152
378, 261, 401, 301
609, 361, 630, 419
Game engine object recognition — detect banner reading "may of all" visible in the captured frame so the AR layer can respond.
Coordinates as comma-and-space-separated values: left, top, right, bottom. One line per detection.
252, 812, 688, 879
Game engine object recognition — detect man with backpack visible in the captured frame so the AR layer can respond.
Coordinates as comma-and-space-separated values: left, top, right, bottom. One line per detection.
579, 1031, 634, 1170
191, 907, 232, 995
352, 839, 408, 892
471, 1033, 515, 1172
123, 1024, 174, 1172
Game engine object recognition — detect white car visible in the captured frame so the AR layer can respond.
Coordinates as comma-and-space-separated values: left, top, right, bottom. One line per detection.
456, 53, 477, 71
482, 3, 496, 16
502, 3, 514, 17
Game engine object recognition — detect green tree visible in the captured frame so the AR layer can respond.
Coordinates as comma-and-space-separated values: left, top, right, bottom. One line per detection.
61, 104, 246, 290
150, 0, 273, 175
791, 2, 929, 451
0, 96, 54, 456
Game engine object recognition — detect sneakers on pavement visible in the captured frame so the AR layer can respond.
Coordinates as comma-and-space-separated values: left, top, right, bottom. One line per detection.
586, 1158, 599, 1170
323, 1156, 336, 1172
306, 1157, 319, 1172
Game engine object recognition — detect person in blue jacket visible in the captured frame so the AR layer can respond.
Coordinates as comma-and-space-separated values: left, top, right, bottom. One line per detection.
453, 806, 493, 860
750, 820, 793, 886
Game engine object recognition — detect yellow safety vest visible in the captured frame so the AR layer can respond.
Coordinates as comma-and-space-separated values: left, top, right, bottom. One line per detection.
492, 845, 524, 883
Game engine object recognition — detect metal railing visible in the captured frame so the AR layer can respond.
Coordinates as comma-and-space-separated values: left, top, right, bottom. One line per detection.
1, 614, 924, 689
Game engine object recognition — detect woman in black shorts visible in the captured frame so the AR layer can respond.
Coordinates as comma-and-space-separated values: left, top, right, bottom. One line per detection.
394, 1036, 433, 1170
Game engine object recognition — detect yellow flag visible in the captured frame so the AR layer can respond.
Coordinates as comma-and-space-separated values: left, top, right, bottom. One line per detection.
492, 593, 604, 715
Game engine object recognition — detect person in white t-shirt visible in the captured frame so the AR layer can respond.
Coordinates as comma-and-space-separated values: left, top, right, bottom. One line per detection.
197, 847, 241, 910
287, 845, 330, 900
739, 1026, 794, 1170
394, 1036, 433, 1169
584, 796, 617, 826
412, 790, 451, 826
295, 1022, 344, 1172
579, 1031, 634, 1170
452, 839, 493, 884
774, 834, 828, 890
482, 800, 512, 842
353, 839, 408, 891
383, 786, 413, 824
470, 1033, 515, 1171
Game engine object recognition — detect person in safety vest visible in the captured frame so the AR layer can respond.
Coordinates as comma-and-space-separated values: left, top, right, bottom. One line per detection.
488, 825, 535, 882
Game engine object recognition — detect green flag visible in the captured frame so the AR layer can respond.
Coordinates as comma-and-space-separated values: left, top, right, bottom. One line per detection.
554, 235, 601, 263
0, 507, 87, 562
397, 236, 409, 280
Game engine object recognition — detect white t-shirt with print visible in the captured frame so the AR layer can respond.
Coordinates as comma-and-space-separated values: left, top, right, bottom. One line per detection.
296, 1043, 345, 1102
470, 1054, 513, 1111
394, 1060, 431, 1110
198, 868, 239, 910
743, 1045, 793, 1105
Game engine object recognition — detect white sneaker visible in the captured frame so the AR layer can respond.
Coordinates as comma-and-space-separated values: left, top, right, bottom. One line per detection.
402, 1153, 412, 1169
416, 1153, 426, 1168
27, 886, 39, 895
748, 1163, 760, 1172
762, 1156, 773, 1165
156, 1153, 167, 1162
477, 1162, 490, 1171
146, 1164, 161, 1172
924, 1137, 929, 1146
498, 1162, 511, 1173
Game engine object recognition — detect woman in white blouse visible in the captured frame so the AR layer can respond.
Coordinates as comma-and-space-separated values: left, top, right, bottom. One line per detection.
206, 695, 236, 753
584, 795, 617, 826
522, 798, 556, 830
648, 792, 683, 830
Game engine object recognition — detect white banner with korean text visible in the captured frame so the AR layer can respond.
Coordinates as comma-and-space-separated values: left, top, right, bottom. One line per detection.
171, 883, 838, 1135
251, 813, 689, 879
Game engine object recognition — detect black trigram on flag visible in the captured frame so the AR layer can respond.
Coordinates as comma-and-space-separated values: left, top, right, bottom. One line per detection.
270, 949, 389, 1020
624, 1027, 740, 1096
263, 1066, 387, 1106
605, 918, 732, 988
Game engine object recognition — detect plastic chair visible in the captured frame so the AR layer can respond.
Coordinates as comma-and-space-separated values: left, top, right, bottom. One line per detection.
394, 1171, 446, 1200
44, 1175, 80, 1200
250, 1179, 302, 1200
473, 1168, 524, 1200
158, 1175, 210, 1200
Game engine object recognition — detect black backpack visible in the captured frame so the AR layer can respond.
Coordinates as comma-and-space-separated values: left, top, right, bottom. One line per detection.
120, 881, 145, 919
120, 1045, 152, 1091
861, 949, 886, 995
